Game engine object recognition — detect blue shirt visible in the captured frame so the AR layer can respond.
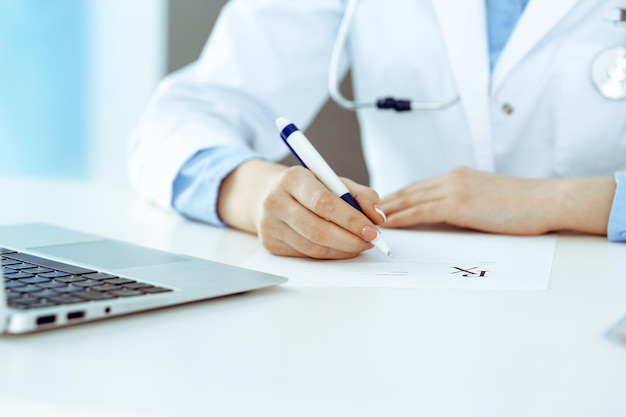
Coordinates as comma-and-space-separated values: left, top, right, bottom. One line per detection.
172, 146, 261, 226
609, 172, 626, 241
486, 0, 530, 71
172, 1, 626, 241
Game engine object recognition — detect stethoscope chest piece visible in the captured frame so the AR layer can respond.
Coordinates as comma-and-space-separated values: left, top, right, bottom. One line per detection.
591, 46, 626, 100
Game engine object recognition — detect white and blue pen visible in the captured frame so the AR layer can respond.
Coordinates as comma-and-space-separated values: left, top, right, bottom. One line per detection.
276, 117, 392, 257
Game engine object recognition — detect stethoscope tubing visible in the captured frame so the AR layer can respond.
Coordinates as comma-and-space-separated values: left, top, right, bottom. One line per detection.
327, 0, 460, 112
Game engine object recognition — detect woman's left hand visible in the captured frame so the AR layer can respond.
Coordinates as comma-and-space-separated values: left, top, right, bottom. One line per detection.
379, 167, 615, 236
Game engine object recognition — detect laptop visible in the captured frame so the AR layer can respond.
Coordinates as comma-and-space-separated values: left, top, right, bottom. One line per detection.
0, 223, 287, 334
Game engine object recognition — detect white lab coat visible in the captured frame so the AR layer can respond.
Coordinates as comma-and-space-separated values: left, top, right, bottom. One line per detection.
129, 0, 626, 210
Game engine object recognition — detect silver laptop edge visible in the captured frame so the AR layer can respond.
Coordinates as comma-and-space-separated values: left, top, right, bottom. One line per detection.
0, 223, 287, 334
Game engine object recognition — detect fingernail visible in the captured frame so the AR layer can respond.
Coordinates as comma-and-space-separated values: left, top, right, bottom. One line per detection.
360, 225, 379, 241
374, 204, 387, 223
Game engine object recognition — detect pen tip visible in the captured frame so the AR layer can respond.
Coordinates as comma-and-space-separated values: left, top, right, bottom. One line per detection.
386, 251, 393, 258
275, 116, 291, 131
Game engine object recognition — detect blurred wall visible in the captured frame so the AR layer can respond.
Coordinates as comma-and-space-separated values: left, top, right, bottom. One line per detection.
88, 0, 167, 185
0, 0, 167, 184
0, 2, 88, 179
167, 0, 368, 184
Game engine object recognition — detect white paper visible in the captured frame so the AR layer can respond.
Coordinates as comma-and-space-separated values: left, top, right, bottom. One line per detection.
244, 229, 557, 290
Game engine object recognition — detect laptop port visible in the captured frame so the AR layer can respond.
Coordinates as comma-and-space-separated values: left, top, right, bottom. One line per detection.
67, 311, 85, 320
36, 315, 56, 325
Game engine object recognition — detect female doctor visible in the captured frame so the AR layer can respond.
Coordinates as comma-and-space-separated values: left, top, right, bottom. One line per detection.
129, 0, 626, 259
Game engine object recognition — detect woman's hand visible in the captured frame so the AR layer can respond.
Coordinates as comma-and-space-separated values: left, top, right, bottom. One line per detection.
380, 167, 616, 236
218, 160, 386, 259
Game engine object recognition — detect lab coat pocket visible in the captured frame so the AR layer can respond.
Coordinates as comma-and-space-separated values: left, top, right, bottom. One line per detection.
555, 42, 626, 177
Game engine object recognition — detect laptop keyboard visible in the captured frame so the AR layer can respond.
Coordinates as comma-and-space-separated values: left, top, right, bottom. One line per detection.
1, 248, 173, 310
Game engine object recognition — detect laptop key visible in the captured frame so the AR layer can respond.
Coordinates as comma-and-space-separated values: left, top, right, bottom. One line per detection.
11, 285, 44, 293
85, 272, 117, 281
6, 292, 27, 301
39, 271, 70, 279
107, 289, 145, 297
6, 263, 37, 270
1, 266, 18, 275
19, 276, 52, 285
36, 281, 69, 289
0, 248, 17, 254
122, 282, 153, 290
140, 286, 173, 294
5, 280, 27, 289
3, 272, 34, 279
37, 289, 62, 298
56, 286, 85, 293
23, 267, 53, 274
73, 291, 118, 301
55, 275, 86, 283
72, 280, 103, 288
103, 278, 135, 285
7, 303, 30, 310
48, 295, 84, 304
91, 283, 122, 292
10, 297, 42, 306
29, 300, 60, 309
83, 272, 118, 281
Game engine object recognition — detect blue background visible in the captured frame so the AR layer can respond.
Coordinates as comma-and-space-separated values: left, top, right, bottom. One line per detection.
0, 1, 88, 178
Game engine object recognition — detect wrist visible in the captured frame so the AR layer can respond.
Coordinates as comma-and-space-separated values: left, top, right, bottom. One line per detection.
550, 177, 616, 235
217, 159, 287, 234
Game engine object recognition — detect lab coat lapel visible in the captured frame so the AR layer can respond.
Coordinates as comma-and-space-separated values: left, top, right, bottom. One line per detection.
492, 0, 580, 90
431, 0, 494, 171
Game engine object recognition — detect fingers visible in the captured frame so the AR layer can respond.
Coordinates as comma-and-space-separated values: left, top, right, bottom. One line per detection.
284, 167, 380, 235
343, 178, 387, 225
383, 199, 447, 228
380, 180, 448, 228
381, 178, 441, 214
258, 167, 377, 259
287, 191, 373, 254
260, 219, 370, 259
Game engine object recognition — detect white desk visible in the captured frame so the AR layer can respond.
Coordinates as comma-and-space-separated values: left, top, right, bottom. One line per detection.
1, 177, 625, 417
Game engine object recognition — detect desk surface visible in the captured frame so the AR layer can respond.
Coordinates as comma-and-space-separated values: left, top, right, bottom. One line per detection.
0, 177, 624, 417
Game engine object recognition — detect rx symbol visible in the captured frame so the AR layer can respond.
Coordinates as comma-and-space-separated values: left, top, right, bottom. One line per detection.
450, 266, 488, 277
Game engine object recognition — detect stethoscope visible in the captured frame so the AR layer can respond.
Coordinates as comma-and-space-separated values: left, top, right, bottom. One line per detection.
329, 1, 626, 111
592, 7, 626, 100
327, 0, 460, 112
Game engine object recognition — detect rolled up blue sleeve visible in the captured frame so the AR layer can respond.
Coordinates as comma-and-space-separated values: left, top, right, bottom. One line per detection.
608, 171, 626, 241
172, 147, 262, 227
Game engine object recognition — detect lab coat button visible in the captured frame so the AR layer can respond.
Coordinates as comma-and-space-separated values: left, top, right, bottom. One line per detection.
502, 103, 514, 114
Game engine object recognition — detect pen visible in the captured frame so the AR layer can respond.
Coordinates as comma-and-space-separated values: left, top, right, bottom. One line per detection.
276, 116, 393, 257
